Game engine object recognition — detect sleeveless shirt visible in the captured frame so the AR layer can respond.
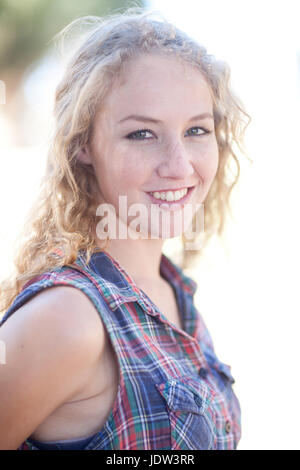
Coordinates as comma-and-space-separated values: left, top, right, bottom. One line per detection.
0, 249, 241, 450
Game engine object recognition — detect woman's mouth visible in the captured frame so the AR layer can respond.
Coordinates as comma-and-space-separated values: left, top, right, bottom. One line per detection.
145, 186, 196, 210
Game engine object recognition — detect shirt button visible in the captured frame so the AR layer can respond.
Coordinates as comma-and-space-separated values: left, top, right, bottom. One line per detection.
225, 420, 231, 433
194, 395, 202, 407
198, 367, 208, 378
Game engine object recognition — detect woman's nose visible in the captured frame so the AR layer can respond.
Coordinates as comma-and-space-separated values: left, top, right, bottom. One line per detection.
156, 141, 194, 180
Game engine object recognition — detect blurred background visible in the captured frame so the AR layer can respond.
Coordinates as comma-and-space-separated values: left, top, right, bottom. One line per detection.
0, 0, 300, 450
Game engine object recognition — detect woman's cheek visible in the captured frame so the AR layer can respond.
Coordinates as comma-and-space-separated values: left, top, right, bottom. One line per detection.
194, 144, 219, 202
205, 138, 219, 177
209, 151, 219, 183
196, 140, 219, 176
119, 152, 153, 185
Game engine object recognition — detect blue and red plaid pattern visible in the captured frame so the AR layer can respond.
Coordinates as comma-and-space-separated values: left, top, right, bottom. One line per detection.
1, 249, 241, 450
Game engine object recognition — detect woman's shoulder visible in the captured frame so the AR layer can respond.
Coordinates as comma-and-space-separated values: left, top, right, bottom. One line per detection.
0, 284, 105, 449
1, 282, 105, 359
0, 256, 108, 328
0, 259, 107, 363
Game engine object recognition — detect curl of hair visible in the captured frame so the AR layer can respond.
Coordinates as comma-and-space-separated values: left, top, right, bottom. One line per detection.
0, 5, 251, 317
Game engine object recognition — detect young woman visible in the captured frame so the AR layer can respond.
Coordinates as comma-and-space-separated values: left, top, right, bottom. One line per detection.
0, 8, 250, 450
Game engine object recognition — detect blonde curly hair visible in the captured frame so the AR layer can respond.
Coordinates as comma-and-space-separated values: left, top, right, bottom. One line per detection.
0, 6, 250, 317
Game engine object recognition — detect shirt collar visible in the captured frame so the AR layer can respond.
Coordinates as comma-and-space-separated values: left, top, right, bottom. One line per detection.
72, 249, 197, 314
159, 253, 198, 297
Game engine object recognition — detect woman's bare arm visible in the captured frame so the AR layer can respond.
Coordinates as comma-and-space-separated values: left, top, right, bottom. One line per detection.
0, 286, 104, 450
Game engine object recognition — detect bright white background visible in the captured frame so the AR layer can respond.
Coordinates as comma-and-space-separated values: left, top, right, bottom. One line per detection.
0, 0, 300, 450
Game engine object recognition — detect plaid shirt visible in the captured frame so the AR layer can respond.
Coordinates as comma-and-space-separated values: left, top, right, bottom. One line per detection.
1, 250, 241, 450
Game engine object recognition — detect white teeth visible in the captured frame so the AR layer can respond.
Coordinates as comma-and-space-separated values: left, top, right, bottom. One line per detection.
166, 191, 174, 202
151, 188, 188, 202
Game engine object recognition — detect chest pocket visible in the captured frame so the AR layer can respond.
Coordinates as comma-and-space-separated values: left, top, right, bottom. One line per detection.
156, 375, 217, 450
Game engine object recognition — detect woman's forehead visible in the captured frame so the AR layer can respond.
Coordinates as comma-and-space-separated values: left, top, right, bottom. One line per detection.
120, 52, 206, 84
101, 53, 213, 114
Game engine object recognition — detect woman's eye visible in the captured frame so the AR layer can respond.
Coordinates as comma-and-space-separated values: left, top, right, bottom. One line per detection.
126, 126, 211, 141
185, 127, 210, 136
126, 129, 154, 140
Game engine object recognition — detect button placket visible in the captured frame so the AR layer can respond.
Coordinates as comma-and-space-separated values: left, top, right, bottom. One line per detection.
225, 420, 231, 434
178, 333, 209, 372
198, 367, 208, 379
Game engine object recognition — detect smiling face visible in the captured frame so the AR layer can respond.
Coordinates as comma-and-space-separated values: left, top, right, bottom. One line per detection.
78, 53, 219, 240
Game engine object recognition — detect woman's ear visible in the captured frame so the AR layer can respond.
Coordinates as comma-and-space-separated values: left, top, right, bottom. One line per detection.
77, 145, 93, 165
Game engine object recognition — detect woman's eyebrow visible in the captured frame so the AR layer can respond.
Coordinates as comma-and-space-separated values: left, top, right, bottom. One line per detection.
118, 112, 213, 124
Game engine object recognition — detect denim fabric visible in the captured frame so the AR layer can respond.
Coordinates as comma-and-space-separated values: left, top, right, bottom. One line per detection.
26, 433, 98, 450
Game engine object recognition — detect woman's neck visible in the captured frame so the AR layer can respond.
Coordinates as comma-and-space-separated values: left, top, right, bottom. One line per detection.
97, 237, 165, 284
